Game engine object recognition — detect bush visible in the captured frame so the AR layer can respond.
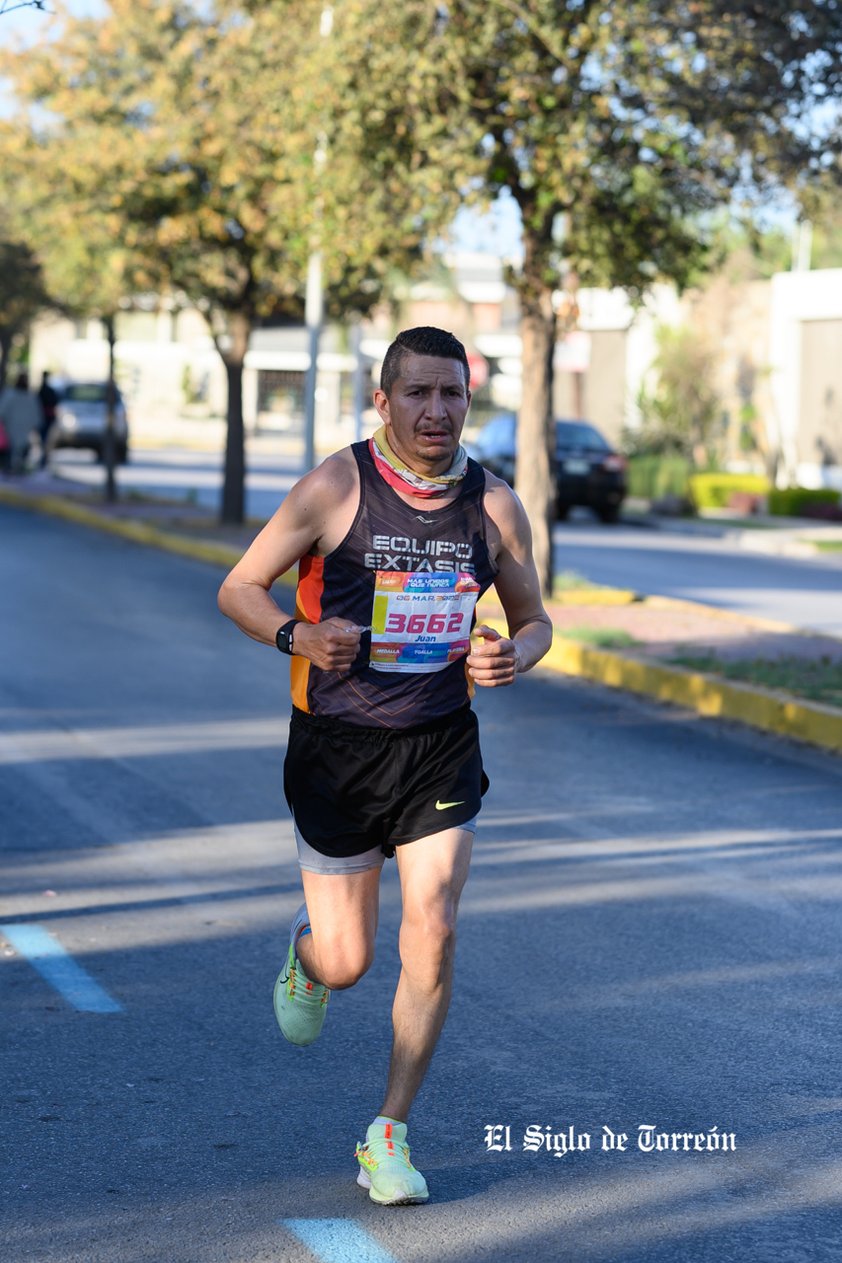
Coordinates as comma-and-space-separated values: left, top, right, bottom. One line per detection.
768, 487, 841, 518
689, 473, 770, 510
627, 455, 692, 499
802, 501, 842, 522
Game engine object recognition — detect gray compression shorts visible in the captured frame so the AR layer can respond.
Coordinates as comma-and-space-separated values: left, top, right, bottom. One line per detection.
294, 816, 478, 875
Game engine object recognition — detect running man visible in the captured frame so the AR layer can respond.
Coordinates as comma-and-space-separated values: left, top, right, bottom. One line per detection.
218, 326, 552, 1204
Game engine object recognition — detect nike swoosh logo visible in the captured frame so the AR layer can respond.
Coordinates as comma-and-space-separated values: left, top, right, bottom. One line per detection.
416, 516, 435, 523
435, 799, 465, 810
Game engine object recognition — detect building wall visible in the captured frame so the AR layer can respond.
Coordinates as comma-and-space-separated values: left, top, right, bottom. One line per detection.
799, 319, 842, 474
770, 268, 842, 488
585, 330, 627, 442
552, 332, 626, 439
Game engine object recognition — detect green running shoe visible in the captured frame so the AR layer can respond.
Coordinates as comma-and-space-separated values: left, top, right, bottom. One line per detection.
355, 1120, 429, 1205
272, 903, 329, 1046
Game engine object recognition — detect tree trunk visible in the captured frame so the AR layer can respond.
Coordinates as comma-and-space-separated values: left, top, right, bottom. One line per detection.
216, 311, 251, 526
515, 250, 557, 598
221, 358, 246, 524
0, 332, 11, 391
103, 314, 117, 505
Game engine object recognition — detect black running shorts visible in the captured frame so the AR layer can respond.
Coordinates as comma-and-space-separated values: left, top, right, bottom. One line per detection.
283, 705, 489, 860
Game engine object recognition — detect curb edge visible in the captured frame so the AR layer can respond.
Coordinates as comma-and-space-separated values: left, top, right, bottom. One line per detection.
479, 616, 842, 757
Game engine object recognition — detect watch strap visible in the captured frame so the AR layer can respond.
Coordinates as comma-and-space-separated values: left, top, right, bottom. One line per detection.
275, 619, 299, 655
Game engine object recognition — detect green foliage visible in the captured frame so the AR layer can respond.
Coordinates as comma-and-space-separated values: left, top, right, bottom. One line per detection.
711, 209, 842, 281
626, 455, 692, 500
811, 219, 842, 271
666, 653, 842, 710
1, 0, 463, 522
768, 488, 841, 517
689, 473, 771, 509
560, 627, 640, 649
552, 570, 602, 593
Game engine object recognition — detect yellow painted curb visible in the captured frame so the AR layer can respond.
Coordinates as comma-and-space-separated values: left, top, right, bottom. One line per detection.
479, 615, 842, 756
0, 486, 297, 589
552, 588, 639, 606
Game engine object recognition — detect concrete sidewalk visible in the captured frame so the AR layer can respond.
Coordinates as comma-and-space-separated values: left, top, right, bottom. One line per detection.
624, 501, 842, 561
3, 469, 841, 754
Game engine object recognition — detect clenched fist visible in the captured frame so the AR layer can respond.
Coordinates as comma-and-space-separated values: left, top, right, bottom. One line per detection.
294, 617, 363, 673
466, 624, 520, 688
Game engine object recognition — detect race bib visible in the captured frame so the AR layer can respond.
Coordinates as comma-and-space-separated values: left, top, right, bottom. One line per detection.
369, 571, 480, 673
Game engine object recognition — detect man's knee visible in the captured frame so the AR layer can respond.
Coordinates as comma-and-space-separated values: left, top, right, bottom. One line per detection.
310, 937, 375, 990
399, 903, 458, 979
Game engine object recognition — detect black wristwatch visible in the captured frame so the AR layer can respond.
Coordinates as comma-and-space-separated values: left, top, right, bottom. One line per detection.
275, 619, 300, 655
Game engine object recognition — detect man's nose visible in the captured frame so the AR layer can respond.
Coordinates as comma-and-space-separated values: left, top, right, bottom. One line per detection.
425, 390, 447, 418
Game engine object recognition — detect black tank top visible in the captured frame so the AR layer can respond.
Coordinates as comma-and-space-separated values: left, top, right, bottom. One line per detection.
290, 441, 498, 729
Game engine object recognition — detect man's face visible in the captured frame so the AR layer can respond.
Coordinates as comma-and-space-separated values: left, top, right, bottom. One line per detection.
374, 351, 471, 474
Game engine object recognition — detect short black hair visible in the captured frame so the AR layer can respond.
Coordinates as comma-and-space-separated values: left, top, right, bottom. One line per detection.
380, 326, 470, 397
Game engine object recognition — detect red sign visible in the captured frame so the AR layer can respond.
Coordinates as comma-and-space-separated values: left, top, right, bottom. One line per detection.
467, 352, 489, 390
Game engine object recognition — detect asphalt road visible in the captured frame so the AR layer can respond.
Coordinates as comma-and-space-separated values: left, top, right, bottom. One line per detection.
554, 522, 842, 636
3, 504, 842, 1263
50, 446, 298, 520
52, 447, 842, 633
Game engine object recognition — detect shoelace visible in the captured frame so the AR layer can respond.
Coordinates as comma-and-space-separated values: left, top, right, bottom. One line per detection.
284, 958, 329, 1008
357, 1134, 413, 1170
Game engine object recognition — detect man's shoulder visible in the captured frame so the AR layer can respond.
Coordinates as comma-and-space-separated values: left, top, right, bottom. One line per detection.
480, 467, 521, 521
282, 447, 360, 547
298, 446, 359, 497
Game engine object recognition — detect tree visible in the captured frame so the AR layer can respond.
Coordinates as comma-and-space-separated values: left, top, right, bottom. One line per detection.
329, 0, 842, 592
2, 1, 463, 523
0, 101, 163, 501
0, 234, 52, 389
636, 325, 723, 465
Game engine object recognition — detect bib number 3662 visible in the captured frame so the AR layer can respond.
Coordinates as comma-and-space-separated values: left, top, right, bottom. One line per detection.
370, 571, 480, 674
384, 611, 465, 635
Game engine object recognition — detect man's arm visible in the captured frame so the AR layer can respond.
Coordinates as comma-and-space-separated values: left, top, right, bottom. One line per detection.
217, 454, 363, 672
466, 476, 553, 688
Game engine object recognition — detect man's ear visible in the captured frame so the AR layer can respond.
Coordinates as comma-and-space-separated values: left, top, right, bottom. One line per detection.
373, 388, 390, 424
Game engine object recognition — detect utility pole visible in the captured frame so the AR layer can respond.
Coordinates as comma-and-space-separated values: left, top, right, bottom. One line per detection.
792, 219, 813, 272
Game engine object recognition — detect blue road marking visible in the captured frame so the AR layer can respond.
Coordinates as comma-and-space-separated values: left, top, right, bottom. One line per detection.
1, 923, 123, 1014
282, 1218, 401, 1263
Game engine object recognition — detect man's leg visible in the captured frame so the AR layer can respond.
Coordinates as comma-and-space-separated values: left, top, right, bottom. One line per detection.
380, 826, 474, 1122
295, 865, 381, 991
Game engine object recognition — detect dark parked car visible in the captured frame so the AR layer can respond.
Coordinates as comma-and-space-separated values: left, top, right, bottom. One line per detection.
48, 381, 129, 464
469, 412, 627, 523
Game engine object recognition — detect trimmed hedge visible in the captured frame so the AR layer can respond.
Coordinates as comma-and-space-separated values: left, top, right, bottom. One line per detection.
689, 473, 771, 510
768, 487, 841, 517
627, 455, 691, 499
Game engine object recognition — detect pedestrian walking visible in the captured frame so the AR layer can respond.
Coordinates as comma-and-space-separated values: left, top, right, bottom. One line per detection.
37, 370, 59, 468
0, 373, 41, 474
218, 326, 552, 1204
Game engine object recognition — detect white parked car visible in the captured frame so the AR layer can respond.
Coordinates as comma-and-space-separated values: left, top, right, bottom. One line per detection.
48, 381, 129, 464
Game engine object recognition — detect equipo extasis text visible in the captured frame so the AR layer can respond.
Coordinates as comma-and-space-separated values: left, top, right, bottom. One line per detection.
484, 1124, 737, 1157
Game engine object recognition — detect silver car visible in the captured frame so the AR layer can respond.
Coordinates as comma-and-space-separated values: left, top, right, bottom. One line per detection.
48, 381, 129, 463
